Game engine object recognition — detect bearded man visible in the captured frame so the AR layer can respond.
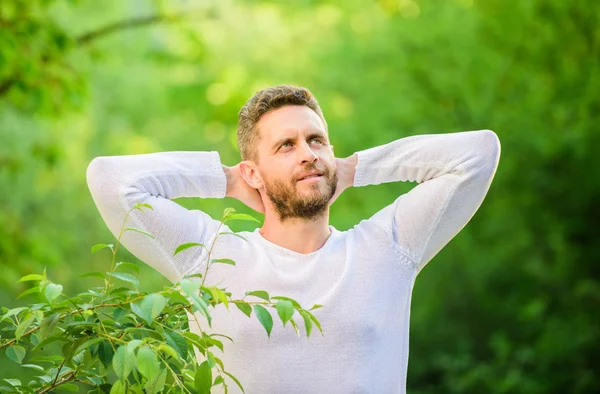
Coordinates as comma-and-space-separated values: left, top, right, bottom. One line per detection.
87, 84, 501, 394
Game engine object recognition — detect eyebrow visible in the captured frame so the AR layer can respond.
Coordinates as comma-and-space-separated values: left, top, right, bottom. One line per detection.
271, 131, 328, 151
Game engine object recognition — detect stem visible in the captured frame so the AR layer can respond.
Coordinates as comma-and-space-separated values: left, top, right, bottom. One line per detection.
200, 221, 223, 289
37, 370, 77, 394
156, 352, 192, 394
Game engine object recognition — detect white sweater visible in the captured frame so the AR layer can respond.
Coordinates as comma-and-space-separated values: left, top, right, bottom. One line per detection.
86, 130, 501, 394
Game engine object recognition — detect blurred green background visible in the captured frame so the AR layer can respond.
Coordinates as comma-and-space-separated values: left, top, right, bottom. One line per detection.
1, 0, 598, 392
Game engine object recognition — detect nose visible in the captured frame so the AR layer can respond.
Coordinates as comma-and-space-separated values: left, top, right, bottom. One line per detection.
298, 140, 318, 164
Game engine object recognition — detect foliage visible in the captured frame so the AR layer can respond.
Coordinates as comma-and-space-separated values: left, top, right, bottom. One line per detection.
1, 0, 599, 392
0, 204, 322, 393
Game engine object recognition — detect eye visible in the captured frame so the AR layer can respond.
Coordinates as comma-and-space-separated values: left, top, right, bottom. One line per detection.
310, 138, 323, 145
281, 142, 292, 148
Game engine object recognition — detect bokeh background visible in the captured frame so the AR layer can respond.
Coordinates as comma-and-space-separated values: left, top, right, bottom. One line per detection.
1, 0, 598, 392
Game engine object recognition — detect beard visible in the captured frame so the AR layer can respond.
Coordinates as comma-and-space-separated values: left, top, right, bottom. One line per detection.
263, 165, 338, 222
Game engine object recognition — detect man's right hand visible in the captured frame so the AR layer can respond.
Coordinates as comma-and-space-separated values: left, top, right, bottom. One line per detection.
224, 164, 265, 214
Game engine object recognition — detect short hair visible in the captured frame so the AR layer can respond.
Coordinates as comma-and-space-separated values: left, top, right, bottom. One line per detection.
236, 84, 327, 162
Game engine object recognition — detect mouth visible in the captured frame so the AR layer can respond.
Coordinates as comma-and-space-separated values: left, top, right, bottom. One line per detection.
297, 172, 324, 182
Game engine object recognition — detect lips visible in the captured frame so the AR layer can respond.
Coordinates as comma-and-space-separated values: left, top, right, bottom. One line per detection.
297, 171, 324, 181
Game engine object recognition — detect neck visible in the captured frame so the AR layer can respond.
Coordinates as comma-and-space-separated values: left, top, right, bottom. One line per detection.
259, 209, 331, 254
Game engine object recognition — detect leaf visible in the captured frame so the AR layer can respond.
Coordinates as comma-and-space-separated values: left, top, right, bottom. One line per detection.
195, 361, 212, 394
91, 244, 114, 254
110, 379, 126, 394
74, 337, 106, 356
0, 307, 28, 322
275, 300, 294, 326
219, 232, 249, 242
306, 310, 324, 336
78, 271, 106, 279
21, 364, 45, 372
223, 370, 245, 393
164, 330, 188, 360
136, 346, 160, 379
309, 304, 324, 311
144, 368, 167, 394
245, 290, 270, 301
173, 242, 205, 256
38, 313, 61, 341
223, 213, 261, 223
124, 227, 155, 239
106, 272, 139, 288
5, 346, 26, 364
289, 318, 300, 337
299, 310, 313, 337
271, 296, 301, 309
15, 314, 35, 340
112, 345, 134, 380
234, 301, 252, 317
133, 202, 154, 212
156, 344, 180, 360
16, 286, 40, 300
130, 294, 166, 325
44, 283, 63, 302
115, 262, 139, 273
3, 379, 21, 387
180, 279, 200, 297
253, 305, 273, 337
18, 274, 44, 282
211, 258, 236, 266
97, 340, 114, 368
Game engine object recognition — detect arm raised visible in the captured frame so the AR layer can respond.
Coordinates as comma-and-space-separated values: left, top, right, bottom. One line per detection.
354, 130, 501, 272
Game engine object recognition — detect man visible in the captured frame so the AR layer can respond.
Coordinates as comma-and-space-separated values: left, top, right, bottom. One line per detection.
86, 85, 501, 393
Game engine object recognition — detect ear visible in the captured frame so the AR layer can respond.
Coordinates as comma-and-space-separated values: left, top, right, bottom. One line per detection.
239, 160, 264, 189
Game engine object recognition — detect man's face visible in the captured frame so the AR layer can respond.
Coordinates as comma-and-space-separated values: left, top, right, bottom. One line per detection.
254, 105, 337, 221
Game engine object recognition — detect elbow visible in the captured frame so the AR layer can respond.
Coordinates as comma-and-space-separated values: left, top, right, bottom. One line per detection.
86, 156, 115, 199
475, 130, 501, 173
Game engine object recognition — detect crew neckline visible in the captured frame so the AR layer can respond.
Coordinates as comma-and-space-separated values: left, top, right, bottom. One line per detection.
253, 225, 337, 258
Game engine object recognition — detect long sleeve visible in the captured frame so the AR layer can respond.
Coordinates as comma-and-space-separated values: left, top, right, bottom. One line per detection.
86, 151, 228, 284
353, 129, 501, 273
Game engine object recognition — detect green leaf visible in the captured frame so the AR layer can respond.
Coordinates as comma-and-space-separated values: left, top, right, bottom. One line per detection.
164, 329, 188, 360
191, 294, 212, 326
39, 312, 61, 341
234, 301, 252, 317
219, 232, 249, 242
271, 296, 301, 309
15, 314, 35, 340
180, 279, 200, 297
3, 379, 21, 387
115, 262, 139, 273
91, 243, 114, 254
307, 310, 323, 336
245, 290, 270, 301
289, 318, 300, 337
0, 307, 28, 322
74, 337, 106, 355
133, 202, 154, 212
144, 368, 167, 394
110, 379, 126, 394
58, 383, 79, 392
107, 272, 139, 288
173, 242, 205, 256
299, 310, 313, 337
112, 345, 134, 380
97, 340, 114, 368
223, 213, 261, 223
136, 346, 160, 379
156, 344, 180, 360
18, 274, 44, 282
5, 346, 26, 364
16, 286, 40, 300
78, 271, 106, 279
253, 305, 273, 337
21, 364, 45, 372
44, 283, 63, 302
211, 258, 236, 266
124, 227, 155, 239
275, 299, 294, 326
130, 293, 166, 325
309, 304, 324, 311
195, 361, 212, 394
223, 370, 245, 393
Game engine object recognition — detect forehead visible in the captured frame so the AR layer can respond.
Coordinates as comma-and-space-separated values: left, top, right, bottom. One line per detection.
256, 105, 326, 143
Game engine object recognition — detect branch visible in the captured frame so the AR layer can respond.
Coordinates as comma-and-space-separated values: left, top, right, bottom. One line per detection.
76, 9, 206, 46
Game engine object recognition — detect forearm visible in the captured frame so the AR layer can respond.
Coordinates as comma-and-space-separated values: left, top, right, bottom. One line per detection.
352, 130, 500, 187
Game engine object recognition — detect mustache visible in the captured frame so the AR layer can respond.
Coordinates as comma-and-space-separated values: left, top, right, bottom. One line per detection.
295, 164, 330, 181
